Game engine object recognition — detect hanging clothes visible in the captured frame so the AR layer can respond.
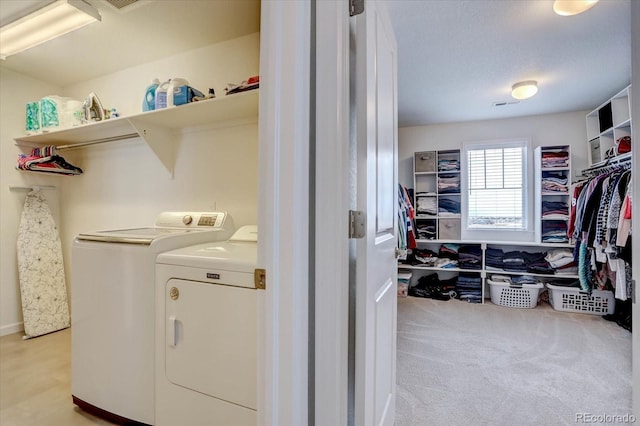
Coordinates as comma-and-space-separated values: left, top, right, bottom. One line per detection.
398, 185, 417, 251
568, 163, 632, 300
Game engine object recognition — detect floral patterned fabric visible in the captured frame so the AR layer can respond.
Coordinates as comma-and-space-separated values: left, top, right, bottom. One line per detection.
16, 190, 70, 338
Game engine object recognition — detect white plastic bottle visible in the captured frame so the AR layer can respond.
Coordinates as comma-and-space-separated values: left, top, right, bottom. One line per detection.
166, 78, 189, 107
154, 79, 171, 109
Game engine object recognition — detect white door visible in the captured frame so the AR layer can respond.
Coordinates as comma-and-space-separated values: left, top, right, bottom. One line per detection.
352, 1, 398, 425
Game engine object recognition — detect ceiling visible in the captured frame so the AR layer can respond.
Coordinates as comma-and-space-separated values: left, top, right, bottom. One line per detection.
387, 0, 631, 126
0, 0, 261, 88
0, 0, 632, 127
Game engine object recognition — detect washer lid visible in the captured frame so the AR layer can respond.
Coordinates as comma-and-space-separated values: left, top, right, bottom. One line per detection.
76, 211, 233, 245
77, 227, 207, 245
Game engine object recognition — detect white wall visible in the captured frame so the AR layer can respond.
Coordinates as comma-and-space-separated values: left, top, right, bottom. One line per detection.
399, 111, 590, 243
0, 33, 260, 335
399, 110, 590, 188
0, 68, 63, 336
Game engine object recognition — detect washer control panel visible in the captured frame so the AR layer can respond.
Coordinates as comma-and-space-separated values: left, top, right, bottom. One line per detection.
156, 212, 227, 228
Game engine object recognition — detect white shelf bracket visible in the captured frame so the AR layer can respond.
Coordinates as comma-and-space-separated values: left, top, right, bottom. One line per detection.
128, 118, 178, 177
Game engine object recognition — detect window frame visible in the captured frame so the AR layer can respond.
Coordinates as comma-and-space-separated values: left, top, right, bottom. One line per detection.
461, 138, 534, 242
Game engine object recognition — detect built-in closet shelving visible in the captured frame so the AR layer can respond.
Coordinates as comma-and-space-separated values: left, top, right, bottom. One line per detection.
534, 145, 572, 244
586, 85, 632, 165
398, 240, 580, 303
413, 149, 461, 241
403, 145, 581, 303
13, 90, 259, 175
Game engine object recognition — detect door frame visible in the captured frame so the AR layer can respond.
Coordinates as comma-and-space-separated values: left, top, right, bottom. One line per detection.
314, 2, 351, 426
259, 1, 352, 425
257, 1, 311, 425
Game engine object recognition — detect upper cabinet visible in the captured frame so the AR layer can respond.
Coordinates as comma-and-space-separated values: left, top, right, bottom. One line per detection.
586, 85, 632, 165
14, 90, 259, 176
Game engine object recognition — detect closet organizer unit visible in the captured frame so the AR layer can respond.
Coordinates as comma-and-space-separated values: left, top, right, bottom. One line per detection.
403, 148, 580, 305
586, 85, 631, 165
413, 149, 461, 241
13, 90, 259, 176
534, 145, 572, 244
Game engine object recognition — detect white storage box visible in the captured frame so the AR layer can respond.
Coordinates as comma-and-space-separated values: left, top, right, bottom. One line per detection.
397, 271, 412, 298
488, 279, 544, 309
546, 284, 614, 315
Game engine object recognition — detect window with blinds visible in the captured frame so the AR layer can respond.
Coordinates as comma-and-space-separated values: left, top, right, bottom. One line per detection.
465, 142, 527, 229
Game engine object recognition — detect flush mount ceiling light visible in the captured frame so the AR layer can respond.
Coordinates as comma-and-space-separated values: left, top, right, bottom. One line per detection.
553, 0, 599, 16
0, 0, 101, 60
511, 80, 538, 100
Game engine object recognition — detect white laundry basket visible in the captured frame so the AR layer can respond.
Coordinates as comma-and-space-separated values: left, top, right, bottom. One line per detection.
546, 284, 615, 315
488, 279, 544, 309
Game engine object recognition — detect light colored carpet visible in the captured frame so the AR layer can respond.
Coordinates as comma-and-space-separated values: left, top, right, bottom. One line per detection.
396, 296, 632, 426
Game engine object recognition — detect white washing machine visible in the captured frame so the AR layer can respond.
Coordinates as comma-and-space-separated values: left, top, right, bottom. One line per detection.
71, 211, 234, 426
155, 225, 258, 426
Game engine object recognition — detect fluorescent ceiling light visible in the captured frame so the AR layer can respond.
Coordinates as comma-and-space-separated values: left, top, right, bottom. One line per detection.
0, 0, 101, 59
553, 0, 599, 16
511, 81, 538, 100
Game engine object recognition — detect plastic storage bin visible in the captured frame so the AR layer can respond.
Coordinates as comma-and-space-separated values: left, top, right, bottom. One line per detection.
488, 279, 544, 309
546, 284, 614, 315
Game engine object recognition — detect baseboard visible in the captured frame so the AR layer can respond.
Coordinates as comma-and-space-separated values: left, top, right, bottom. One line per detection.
0, 322, 24, 337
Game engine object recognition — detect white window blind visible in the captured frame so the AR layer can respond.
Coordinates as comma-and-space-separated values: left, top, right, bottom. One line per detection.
466, 144, 526, 229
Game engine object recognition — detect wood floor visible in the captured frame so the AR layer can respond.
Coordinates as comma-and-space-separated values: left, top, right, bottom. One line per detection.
0, 328, 114, 426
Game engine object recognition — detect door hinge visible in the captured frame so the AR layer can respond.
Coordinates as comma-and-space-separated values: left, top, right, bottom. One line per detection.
350, 0, 364, 16
632, 279, 636, 304
349, 210, 365, 239
254, 268, 266, 290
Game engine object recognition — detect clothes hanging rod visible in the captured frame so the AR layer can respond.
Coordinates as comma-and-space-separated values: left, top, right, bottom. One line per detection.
9, 185, 56, 191
56, 133, 140, 151
580, 153, 632, 175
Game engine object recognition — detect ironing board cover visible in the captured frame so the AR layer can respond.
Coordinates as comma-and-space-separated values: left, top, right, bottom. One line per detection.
16, 190, 70, 338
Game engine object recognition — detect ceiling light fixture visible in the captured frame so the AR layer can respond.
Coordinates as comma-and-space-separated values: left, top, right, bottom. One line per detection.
553, 0, 599, 16
511, 81, 538, 100
0, 0, 101, 60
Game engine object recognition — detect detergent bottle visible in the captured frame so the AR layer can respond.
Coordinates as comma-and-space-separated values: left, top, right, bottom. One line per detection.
166, 78, 190, 107
154, 79, 171, 109
142, 78, 160, 111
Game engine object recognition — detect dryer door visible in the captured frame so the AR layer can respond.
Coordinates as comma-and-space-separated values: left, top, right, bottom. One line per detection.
165, 278, 257, 410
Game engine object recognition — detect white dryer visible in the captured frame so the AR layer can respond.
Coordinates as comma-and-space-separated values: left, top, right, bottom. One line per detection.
72, 211, 234, 426
155, 225, 258, 426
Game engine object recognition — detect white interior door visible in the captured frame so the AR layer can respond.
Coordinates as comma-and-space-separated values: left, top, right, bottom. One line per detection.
353, 1, 398, 425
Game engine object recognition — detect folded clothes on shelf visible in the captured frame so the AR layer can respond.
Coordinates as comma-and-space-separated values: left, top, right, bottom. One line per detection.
416, 196, 437, 216
542, 200, 569, 220
458, 245, 482, 270
541, 150, 569, 168
438, 197, 460, 214
438, 158, 459, 172
542, 220, 569, 243
541, 171, 568, 192
456, 273, 482, 303
416, 223, 436, 240
437, 173, 460, 194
